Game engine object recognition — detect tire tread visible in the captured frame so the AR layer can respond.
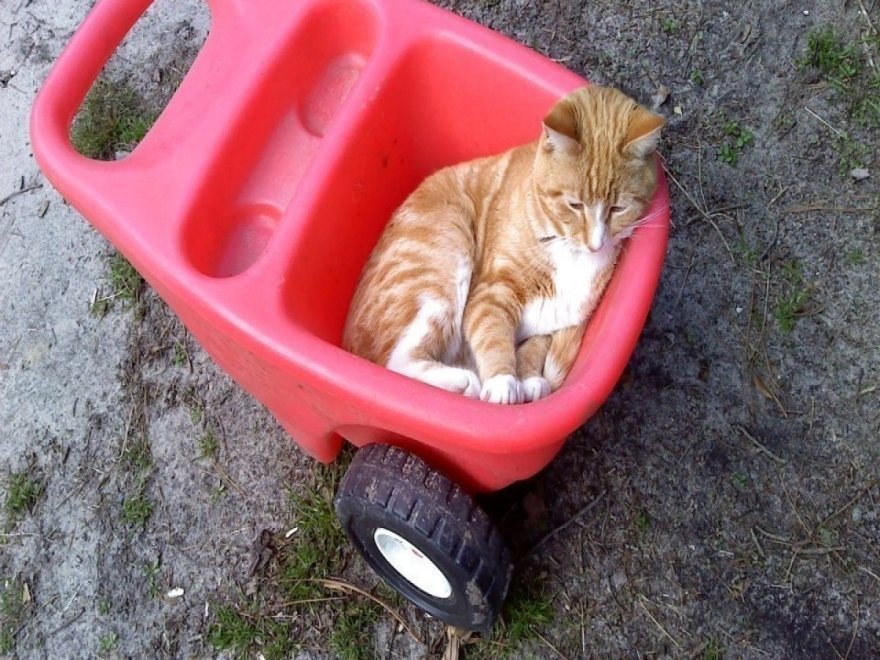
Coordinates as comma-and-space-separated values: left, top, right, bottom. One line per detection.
335, 444, 511, 632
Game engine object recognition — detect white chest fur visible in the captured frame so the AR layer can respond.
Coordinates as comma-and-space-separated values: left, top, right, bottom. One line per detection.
517, 242, 614, 342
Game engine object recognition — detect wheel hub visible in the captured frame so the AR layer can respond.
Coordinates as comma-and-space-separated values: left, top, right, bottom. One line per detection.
373, 528, 453, 599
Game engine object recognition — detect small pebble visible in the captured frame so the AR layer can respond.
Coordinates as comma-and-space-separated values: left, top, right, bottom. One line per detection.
166, 587, 184, 599
851, 506, 863, 523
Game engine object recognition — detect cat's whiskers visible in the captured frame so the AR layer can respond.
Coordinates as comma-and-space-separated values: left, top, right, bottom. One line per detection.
614, 207, 666, 241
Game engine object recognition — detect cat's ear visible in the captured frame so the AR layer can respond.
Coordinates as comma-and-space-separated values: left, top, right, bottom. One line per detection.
542, 101, 580, 155
624, 107, 665, 158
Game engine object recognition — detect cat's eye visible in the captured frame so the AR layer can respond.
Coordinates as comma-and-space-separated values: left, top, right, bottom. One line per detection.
567, 200, 584, 210
610, 205, 626, 214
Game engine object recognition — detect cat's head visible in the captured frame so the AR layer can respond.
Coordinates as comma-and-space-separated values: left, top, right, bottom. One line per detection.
532, 86, 663, 252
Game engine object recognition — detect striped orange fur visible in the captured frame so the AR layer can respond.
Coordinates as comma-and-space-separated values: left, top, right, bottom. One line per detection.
343, 86, 663, 404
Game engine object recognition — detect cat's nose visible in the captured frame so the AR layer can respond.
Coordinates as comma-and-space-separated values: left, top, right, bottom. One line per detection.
587, 224, 606, 252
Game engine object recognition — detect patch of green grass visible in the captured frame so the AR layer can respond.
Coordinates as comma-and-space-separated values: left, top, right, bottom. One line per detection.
209, 482, 227, 504
690, 68, 704, 86
734, 237, 759, 266
717, 117, 754, 166
71, 79, 157, 160
280, 465, 347, 601
90, 296, 110, 318
635, 509, 651, 534
143, 558, 162, 599
198, 428, 219, 459
121, 436, 152, 473
772, 111, 796, 135
773, 259, 813, 334
91, 252, 145, 317
108, 253, 144, 304
833, 132, 871, 174
208, 605, 294, 660
818, 526, 836, 547
800, 26, 880, 129
774, 289, 811, 334
121, 493, 154, 530
173, 340, 188, 366
704, 637, 724, 660
845, 249, 866, 266
0, 579, 28, 654
4, 472, 44, 528
731, 472, 749, 490
802, 27, 860, 81
208, 605, 263, 651
479, 585, 555, 657
781, 259, 802, 283
189, 402, 204, 425
98, 632, 118, 654
661, 18, 680, 35
97, 598, 111, 616
0, 630, 13, 655
329, 603, 380, 660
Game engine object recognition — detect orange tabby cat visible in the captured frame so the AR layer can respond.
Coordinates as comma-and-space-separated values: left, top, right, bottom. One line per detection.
343, 86, 663, 404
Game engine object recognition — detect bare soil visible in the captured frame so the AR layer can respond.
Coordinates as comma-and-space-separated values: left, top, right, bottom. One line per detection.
1, 0, 878, 658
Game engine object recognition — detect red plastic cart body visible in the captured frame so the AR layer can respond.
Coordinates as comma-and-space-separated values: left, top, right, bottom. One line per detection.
31, 0, 669, 492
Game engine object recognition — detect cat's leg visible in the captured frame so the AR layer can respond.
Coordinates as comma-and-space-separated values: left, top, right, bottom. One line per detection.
386, 292, 482, 399
516, 335, 552, 402
544, 324, 587, 391
463, 282, 524, 404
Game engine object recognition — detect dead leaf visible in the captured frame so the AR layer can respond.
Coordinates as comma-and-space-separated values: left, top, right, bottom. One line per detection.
246, 528, 276, 577
651, 84, 670, 111
442, 627, 473, 660
442, 631, 460, 660
752, 373, 775, 400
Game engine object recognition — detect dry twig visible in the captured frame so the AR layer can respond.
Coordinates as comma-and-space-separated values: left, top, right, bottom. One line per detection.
522, 490, 606, 560
637, 596, 682, 650
662, 164, 736, 263
314, 578, 424, 645
0, 183, 41, 206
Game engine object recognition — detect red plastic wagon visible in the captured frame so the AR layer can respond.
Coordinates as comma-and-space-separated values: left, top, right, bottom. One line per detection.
31, 0, 669, 632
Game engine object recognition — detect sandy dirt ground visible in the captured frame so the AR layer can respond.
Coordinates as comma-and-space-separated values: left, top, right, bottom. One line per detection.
1, 0, 879, 658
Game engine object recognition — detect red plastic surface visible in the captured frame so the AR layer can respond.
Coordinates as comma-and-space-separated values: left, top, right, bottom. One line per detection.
31, 0, 669, 492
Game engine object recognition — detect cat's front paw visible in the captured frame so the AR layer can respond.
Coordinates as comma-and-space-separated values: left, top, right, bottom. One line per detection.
521, 376, 551, 403
429, 366, 481, 399
480, 374, 523, 405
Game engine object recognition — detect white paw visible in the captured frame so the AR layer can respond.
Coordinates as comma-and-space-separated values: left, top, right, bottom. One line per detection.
480, 374, 523, 405
521, 376, 551, 403
433, 366, 481, 399
456, 369, 482, 399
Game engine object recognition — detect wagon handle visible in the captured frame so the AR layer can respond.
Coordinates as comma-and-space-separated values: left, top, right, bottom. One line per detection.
30, 0, 156, 198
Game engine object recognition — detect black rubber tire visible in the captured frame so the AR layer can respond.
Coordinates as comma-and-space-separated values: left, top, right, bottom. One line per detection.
334, 444, 512, 634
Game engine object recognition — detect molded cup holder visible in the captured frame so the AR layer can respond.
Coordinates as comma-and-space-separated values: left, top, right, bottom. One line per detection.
182, 0, 379, 278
